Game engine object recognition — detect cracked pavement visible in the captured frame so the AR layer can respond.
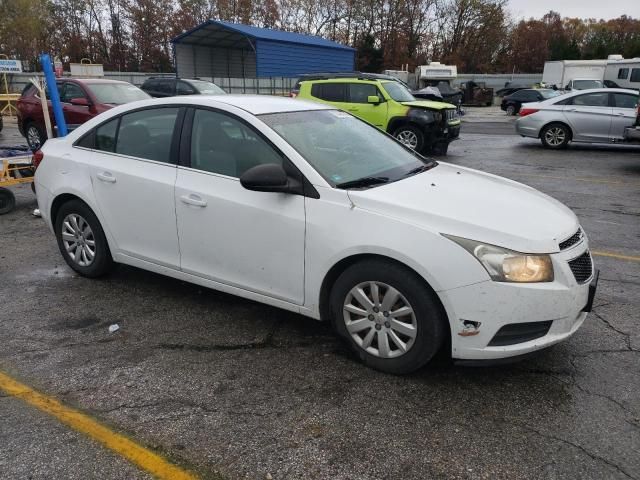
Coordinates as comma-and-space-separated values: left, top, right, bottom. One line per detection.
1, 119, 639, 479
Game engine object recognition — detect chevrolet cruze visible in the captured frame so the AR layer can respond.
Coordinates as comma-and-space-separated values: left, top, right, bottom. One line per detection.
34, 96, 597, 374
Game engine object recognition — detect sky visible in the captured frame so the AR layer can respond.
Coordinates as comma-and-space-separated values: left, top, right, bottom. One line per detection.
508, 0, 640, 20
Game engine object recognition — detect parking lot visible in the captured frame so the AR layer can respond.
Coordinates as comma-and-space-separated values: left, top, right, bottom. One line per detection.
1, 113, 639, 479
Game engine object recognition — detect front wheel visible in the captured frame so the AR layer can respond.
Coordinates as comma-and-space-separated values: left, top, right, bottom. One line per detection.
393, 126, 425, 152
54, 199, 114, 277
330, 260, 446, 374
506, 104, 516, 116
541, 123, 571, 149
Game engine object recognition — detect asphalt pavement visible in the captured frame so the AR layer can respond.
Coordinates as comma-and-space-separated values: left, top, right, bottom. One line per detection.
1, 115, 639, 480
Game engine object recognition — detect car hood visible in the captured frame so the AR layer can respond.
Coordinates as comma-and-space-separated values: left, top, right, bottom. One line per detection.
401, 100, 456, 110
347, 163, 578, 253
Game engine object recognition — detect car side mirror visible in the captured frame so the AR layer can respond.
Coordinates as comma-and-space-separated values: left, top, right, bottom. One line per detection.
70, 97, 90, 107
367, 95, 381, 104
240, 163, 290, 193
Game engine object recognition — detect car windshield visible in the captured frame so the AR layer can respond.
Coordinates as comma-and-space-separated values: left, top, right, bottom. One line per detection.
189, 80, 226, 95
540, 89, 561, 99
87, 83, 150, 104
573, 80, 603, 90
260, 110, 434, 187
383, 81, 416, 102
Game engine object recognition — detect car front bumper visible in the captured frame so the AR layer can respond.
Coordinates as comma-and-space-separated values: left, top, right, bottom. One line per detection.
440, 244, 596, 361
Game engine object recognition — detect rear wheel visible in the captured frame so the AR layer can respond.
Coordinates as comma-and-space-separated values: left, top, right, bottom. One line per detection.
541, 123, 571, 149
0, 188, 16, 215
393, 125, 425, 152
25, 123, 46, 151
54, 200, 114, 277
330, 259, 446, 374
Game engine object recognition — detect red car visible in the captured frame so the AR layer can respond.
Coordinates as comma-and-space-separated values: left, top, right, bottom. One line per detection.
17, 78, 150, 150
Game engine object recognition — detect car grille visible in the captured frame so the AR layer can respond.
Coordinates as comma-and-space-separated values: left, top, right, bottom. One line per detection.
568, 251, 593, 284
488, 321, 553, 346
559, 228, 583, 250
445, 109, 457, 121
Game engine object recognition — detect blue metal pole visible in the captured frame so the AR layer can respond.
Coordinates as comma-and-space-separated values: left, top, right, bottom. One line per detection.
40, 53, 67, 137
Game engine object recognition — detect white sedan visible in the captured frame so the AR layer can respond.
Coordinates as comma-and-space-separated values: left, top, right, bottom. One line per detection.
516, 87, 639, 149
34, 95, 597, 374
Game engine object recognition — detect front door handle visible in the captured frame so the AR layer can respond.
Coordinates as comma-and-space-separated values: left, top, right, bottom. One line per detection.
96, 171, 116, 183
180, 194, 207, 207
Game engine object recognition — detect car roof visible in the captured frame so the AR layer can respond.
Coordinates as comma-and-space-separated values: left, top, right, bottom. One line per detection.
567, 87, 638, 94
62, 78, 133, 85
108, 95, 333, 115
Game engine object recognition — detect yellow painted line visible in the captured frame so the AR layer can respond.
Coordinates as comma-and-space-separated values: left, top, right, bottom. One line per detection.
592, 250, 640, 262
511, 173, 639, 186
0, 371, 198, 480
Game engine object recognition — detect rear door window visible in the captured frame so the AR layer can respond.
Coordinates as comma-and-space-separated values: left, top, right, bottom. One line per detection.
156, 80, 175, 95
95, 118, 119, 152
311, 83, 347, 102
115, 108, 179, 163
631, 69, 640, 83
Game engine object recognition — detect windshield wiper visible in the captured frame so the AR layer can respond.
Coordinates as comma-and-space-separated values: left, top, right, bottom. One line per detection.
335, 176, 389, 189
404, 162, 438, 177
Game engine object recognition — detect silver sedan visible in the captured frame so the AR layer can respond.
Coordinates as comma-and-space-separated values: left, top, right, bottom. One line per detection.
515, 88, 639, 149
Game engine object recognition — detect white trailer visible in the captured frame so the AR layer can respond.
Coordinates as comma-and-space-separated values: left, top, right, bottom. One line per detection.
542, 60, 607, 89
415, 62, 457, 89
604, 58, 640, 89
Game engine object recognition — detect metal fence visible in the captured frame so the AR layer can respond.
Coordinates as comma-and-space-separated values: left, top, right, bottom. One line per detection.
3, 71, 544, 95
456, 74, 543, 89
3, 72, 298, 96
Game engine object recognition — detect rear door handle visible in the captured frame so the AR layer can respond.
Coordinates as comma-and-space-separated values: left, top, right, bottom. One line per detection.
96, 172, 116, 183
180, 194, 207, 207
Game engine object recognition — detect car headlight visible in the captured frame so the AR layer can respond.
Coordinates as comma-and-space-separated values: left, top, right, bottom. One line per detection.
444, 235, 554, 283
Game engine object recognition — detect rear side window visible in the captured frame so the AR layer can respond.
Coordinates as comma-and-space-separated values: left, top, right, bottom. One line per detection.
571, 92, 609, 107
95, 118, 119, 152
311, 83, 347, 102
156, 80, 175, 95
116, 108, 179, 163
612, 93, 638, 109
617, 68, 629, 80
631, 69, 640, 83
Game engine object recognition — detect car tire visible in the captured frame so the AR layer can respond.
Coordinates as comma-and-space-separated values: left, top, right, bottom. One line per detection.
25, 122, 46, 152
54, 199, 114, 277
393, 125, 425, 152
540, 123, 571, 149
506, 105, 516, 116
0, 187, 16, 215
330, 259, 446, 375
430, 141, 449, 156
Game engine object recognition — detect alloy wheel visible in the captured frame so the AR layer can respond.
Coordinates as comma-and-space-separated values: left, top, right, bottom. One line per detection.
61, 214, 96, 267
395, 130, 418, 149
343, 281, 418, 359
544, 127, 566, 146
27, 126, 42, 150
